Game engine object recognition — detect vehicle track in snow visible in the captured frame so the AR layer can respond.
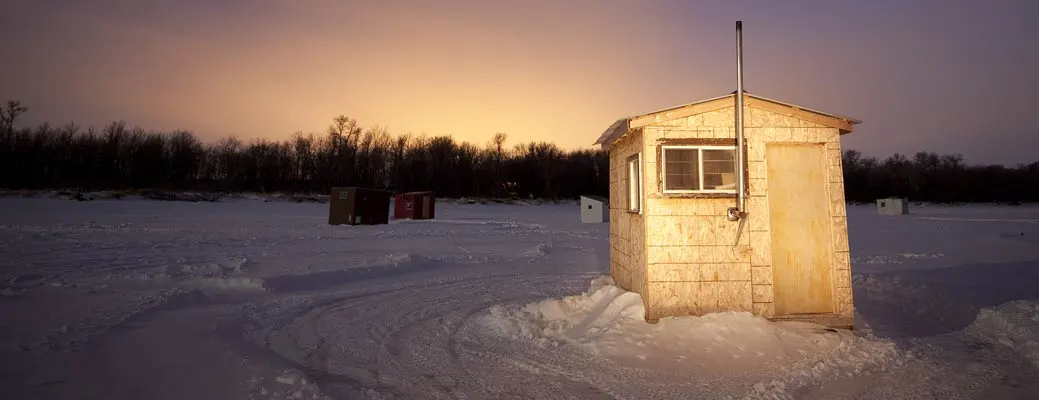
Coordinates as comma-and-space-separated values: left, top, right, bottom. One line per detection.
252, 272, 610, 399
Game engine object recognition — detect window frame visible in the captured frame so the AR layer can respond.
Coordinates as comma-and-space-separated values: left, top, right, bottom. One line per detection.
660, 144, 739, 194
626, 153, 642, 214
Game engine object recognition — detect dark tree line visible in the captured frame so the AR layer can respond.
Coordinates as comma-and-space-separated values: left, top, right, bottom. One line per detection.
0, 101, 608, 199
1, 100, 1036, 202
842, 150, 1039, 203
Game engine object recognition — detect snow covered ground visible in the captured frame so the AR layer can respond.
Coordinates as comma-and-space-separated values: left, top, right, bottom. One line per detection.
2, 197, 1038, 399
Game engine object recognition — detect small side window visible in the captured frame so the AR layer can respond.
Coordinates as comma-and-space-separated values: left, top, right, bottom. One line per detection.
627, 154, 641, 213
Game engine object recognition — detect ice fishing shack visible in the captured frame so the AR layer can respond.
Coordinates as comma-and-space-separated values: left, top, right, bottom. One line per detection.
328, 187, 393, 225
394, 191, 436, 220
580, 195, 610, 223
595, 22, 860, 329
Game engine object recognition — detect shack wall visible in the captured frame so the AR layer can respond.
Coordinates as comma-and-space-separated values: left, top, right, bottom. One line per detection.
608, 129, 647, 298
639, 104, 853, 322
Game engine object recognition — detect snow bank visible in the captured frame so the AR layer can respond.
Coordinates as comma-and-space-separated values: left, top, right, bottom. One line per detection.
964, 300, 1039, 368
520, 242, 553, 260
247, 368, 331, 400
127, 257, 266, 292
481, 276, 905, 396
483, 276, 642, 350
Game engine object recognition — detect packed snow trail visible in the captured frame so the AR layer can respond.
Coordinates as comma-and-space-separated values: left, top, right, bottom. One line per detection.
3, 197, 1039, 399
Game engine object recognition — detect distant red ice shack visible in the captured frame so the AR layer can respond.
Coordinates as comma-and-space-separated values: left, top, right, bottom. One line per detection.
393, 191, 435, 220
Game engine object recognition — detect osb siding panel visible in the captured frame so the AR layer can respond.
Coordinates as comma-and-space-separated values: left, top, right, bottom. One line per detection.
646, 127, 734, 142
746, 107, 818, 129
610, 260, 631, 289
829, 182, 847, 217
747, 107, 798, 128
826, 141, 843, 167
646, 215, 749, 247
646, 246, 750, 264
820, 127, 840, 143
647, 107, 756, 140
751, 266, 773, 286
752, 284, 774, 303
828, 165, 844, 183
835, 271, 851, 288
609, 160, 622, 184
831, 216, 850, 252
753, 302, 775, 317
630, 212, 647, 296
645, 197, 733, 217
839, 303, 855, 317
748, 178, 767, 194
746, 196, 769, 232
828, 149, 843, 166
747, 139, 766, 163
834, 251, 851, 270
649, 107, 732, 129
836, 288, 853, 306
700, 107, 736, 128
760, 127, 794, 142
791, 127, 830, 143
748, 161, 766, 180
644, 126, 713, 142
630, 129, 649, 297
608, 129, 644, 293
797, 118, 827, 129
824, 127, 854, 321
649, 107, 836, 140
611, 236, 630, 258
751, 105, 827, 128
749, 231, 771, 266
647, 263, 751, 282
644, 159, 659, 194
652, 113, 706, 128
647, 281, 752, 319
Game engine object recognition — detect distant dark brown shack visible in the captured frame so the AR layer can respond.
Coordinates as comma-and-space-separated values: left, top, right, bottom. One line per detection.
328, 187, 393, 225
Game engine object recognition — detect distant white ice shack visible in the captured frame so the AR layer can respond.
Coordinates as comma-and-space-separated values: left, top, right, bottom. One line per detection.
876, 198, 909, 215
580, 195, 609, 223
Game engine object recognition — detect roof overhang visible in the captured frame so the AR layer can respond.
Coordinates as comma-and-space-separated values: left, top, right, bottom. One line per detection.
593, 92, 862, 148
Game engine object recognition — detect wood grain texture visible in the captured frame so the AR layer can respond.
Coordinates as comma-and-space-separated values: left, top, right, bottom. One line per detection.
647, 263, 751, 282
646, 281, 753, 320
766, 143, 836, 315
646, 245, 750, 264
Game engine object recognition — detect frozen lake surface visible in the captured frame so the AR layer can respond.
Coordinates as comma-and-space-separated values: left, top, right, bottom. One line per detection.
2, 197, 1039, 399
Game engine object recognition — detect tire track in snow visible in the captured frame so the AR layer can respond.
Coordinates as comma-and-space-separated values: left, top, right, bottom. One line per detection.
251, 272, 610, 399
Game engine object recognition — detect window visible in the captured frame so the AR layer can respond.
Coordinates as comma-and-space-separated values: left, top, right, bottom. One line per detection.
626, 154, 641, 213
661, 145, 737, 193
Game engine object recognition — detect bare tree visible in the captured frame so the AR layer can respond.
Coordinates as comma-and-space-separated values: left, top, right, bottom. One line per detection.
1, 101, 28, 135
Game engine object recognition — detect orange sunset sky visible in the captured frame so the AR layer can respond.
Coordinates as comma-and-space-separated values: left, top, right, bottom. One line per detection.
2, 0, 1037, 164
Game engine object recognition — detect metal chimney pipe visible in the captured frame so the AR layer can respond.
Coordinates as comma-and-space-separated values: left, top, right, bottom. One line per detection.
729, 21, 747, 222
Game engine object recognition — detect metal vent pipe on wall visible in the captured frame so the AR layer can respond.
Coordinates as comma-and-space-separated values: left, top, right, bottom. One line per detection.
728, 20, 747, 223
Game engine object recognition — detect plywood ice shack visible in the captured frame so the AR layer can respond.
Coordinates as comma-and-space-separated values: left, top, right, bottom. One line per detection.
876, 197, 909, 215
580, 195, 610, 223
593, 92, 861, 330
329, 187, 393, 225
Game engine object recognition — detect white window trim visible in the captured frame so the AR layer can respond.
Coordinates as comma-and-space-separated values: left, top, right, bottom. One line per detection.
626, 153, 642, 213
660, 145, 738, 194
